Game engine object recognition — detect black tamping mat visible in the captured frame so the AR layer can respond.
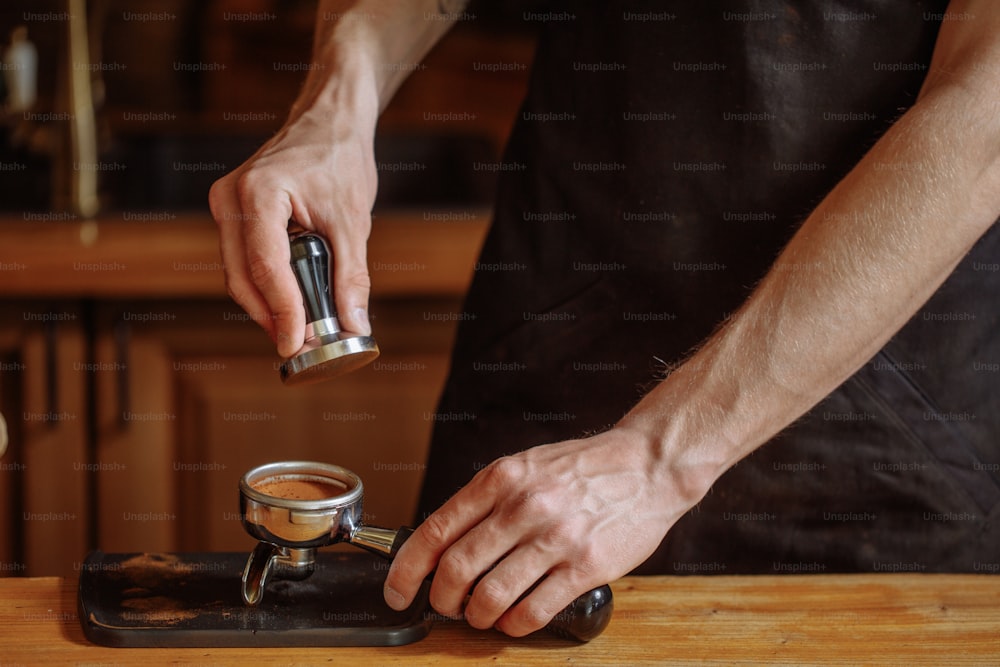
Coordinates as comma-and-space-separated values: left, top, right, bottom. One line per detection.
77, 550, 432, 648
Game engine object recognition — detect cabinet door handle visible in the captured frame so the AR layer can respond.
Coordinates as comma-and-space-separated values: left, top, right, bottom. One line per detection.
0, 410, 8, 457
115, 319, 129, 427
44, 321, 58, 428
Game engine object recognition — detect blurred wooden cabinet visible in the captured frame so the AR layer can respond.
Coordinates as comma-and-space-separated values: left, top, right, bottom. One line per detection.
92, 297, 457, 555
0, 213, 486, 576
0, 301, 89, 576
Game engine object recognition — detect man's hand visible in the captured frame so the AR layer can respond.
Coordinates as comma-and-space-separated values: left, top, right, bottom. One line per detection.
209, 100, 378, 359
383, 425, 712, 636
208, 0, 462, 357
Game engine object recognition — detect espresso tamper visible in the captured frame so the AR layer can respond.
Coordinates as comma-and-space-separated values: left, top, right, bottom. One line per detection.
279, 232, 379, 385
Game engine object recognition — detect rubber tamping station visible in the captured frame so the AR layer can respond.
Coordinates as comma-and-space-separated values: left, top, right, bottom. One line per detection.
279, 231, 379, 385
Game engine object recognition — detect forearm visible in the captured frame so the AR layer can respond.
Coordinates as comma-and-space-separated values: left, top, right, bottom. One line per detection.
624, 56, 1000, 495
291, 0, 465, 125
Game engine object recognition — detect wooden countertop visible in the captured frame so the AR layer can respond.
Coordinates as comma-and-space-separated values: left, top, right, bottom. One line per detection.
2, 574, 998, 665
0, 210, 490, 299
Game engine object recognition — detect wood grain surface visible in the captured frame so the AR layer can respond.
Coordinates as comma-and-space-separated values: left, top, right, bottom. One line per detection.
0, 210, 489, 298
1, 574, 998, 665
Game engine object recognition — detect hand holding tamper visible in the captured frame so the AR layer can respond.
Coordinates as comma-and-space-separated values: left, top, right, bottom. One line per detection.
279, 232, 379, 385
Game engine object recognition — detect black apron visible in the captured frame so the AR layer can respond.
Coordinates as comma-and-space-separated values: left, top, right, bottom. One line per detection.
418, 0, 1000, 574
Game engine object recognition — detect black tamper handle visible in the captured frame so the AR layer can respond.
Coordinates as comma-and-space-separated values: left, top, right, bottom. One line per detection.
390, 527, 614, 642
288, 232, 338, 329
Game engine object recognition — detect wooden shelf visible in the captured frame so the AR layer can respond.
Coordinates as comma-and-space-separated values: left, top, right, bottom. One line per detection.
0, 209, 489, 299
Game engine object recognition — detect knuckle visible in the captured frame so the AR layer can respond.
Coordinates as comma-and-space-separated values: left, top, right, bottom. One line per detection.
437, 548, 473, 582
574, 545, 602, 573
347, 270, 372, 291
500, 599, 551, 637
507, 488, 560, 525
565, 551, 603, 586
337, 269, 371, 296
245, 252, 280, 286
544, 519, 578, 546
521, 599, 556, 627
482, 456, 524, 489
234, 167, 266, 199
472, 578, 511, 614
233, 169, 280, 221
207, 180, 227, 218
418, 512, 452, 553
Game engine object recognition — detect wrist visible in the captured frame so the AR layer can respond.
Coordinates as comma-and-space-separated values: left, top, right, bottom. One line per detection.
287, 45, 380, 135
303, 0, 454, 118
615, 420, 722, 513
615, 363, 748, 507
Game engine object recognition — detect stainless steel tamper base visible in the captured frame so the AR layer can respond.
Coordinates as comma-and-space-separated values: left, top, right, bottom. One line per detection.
279, 333, 379, 386
280, 231, 380, 386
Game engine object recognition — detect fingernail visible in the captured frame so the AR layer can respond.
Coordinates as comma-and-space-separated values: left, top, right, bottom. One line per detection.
384, 586, 406, 611
353, 307, 371, 335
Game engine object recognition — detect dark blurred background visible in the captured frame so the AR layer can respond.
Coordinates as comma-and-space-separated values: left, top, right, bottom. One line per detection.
0, 0, 540, 213
0, 0, 541, 577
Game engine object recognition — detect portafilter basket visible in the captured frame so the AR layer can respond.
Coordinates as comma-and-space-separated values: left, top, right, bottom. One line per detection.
239, 461, 400, 605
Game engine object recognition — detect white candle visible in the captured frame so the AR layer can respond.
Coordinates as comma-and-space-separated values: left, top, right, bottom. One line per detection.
3, 26, 38, 112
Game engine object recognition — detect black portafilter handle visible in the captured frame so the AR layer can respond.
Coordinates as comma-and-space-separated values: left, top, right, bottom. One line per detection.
388, 527, 614, 642
288, 232, 338, 330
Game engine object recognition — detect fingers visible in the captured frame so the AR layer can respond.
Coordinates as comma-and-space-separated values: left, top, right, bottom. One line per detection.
385, 430, 679, 638
209, 172, 304, 358
462, 543, 554, 632
383, 487, 494, 612
493, 570, 593, 638
387, 502, 598, 637
461, 508, 601, 633
236, 181, 304, 358
384, 455, 582, 636
383, 457, 524, 611
427, 517, 521, 620
211, 153, 376, 356
210, 179, 275, 341
327, 219, 372, 336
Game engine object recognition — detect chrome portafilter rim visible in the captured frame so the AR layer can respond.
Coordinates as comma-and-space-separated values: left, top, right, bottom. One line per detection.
239, 460, 363, 512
